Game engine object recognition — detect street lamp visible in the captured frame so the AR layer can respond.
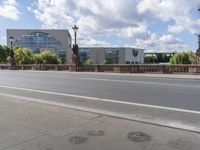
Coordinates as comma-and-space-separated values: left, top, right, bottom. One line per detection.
9, 36, 15, 69
72, 25, 78, 46
9, 36, 14, 57
70, 25, 80, 71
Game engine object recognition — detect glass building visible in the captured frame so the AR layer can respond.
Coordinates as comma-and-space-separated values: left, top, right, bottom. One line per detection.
7, 29, 72, 63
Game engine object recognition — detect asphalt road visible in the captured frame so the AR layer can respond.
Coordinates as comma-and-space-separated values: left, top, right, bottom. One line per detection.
0, 71, 200, 111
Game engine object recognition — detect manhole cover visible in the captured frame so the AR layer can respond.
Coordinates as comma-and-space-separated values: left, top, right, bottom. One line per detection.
88, 130, 105, 136
127, 132, 151, 142
70, 136, 88, 144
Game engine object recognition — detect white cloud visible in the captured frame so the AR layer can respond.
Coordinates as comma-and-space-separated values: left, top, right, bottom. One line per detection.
168, 25, 184, 33
137, 0, 200, 34
79, 37, 111, 47
0, 0, 20, 20
119, 25, 150, 40
28, 0, 199, 51
160, 35, 182, 45
136, 34, 186, 51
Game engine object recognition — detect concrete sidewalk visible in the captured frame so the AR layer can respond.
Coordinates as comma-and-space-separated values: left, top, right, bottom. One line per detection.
0, 96, 200, 150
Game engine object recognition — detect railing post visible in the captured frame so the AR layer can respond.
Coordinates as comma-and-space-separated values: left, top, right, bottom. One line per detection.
160, 65, 165, 74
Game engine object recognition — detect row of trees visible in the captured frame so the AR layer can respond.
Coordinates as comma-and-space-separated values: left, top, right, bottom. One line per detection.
0, 45, 10, 63
0, 45, 198, 65
0, 46, 62, 64
145, 51, 197, 64
144, 53, 172, 64
170, 51, 197, 64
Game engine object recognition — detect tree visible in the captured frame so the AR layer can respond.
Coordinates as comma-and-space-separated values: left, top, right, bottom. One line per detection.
170, 51, 196, 64
37, 50, 61, 64
86, 58, 94, 65
0, 45, 10, 64
14, 47, 35, 65
145, 54, 171, 64
144, 55, 157, 64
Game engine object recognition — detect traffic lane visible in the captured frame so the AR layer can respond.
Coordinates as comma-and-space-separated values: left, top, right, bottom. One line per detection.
0, 73, 199, 111
1, 70, 200, 87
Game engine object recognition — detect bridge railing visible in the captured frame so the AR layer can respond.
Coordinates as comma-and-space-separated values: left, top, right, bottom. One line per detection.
1, 64, 200, 74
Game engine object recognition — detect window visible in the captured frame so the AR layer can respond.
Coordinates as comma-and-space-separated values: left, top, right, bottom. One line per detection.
105, 49, 119, 64
14, 32, 66, 62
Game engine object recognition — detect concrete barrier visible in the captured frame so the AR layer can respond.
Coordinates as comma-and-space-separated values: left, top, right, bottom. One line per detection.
1, 64, 200, 74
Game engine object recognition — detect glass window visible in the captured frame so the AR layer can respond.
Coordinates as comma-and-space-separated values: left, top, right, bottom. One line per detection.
14, 32, 66, 62
105, 49, 119, 64
79, 48, 91, 64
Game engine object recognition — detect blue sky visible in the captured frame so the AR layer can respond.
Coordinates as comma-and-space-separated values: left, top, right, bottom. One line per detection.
0, 0, 200, 52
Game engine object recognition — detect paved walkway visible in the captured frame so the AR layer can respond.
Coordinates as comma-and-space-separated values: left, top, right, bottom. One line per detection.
0, 95, 200, 150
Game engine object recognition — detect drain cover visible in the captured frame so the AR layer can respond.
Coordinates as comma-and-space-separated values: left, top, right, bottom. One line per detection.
70, 136, 88, 144
88, 130, 105, 136
127, 132, 151, 142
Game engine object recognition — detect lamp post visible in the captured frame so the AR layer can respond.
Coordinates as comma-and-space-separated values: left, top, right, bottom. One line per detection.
9, 36, 15, 69
72, 25, 78, 47
70, 25, 80, 71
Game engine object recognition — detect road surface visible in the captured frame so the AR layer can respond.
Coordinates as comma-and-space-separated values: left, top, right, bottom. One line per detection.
0, 70, 199, 111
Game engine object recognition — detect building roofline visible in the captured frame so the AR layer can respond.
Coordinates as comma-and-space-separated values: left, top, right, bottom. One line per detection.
79, 46, 145, 50
7, 29, 69, 31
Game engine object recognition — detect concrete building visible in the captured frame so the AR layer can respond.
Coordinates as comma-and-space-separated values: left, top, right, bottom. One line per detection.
7, 29, 144, 64
79, 47, 144, 64
7, 29, 72, 63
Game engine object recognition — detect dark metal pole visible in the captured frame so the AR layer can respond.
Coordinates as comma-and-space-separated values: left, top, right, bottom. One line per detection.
97, 50, 99, 64
10, 41, 13, 57
74, 32, 77, 46
9, 38, 15, 69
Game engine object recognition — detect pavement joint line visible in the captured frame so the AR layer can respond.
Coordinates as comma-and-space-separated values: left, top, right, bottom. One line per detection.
0, 92, 199, 134
2, 134, 45, 150
0, 85, 200, 115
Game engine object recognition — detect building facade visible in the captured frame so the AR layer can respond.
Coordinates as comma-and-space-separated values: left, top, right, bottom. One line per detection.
7, 29, 72, 63
7, 29, 144, 64
79, 47, 144, 64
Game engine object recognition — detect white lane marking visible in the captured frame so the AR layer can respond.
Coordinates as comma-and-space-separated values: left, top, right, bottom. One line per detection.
75, 77, 200, 88
0, 92, 199, 133
0, 85, 200, 114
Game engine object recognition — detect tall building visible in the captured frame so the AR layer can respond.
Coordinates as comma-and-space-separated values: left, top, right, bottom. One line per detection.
7, 29, 72, 63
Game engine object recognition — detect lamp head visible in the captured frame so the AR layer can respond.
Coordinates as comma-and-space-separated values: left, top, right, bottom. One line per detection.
72, 25, 79, 34
9, 36, 14, 43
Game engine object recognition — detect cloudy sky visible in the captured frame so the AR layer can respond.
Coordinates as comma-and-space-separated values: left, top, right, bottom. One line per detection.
0, 0, 200, 52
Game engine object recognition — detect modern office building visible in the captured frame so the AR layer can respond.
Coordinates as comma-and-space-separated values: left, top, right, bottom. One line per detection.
79, 47, 144, 64
7, 29, 144, 64
7, 29, 72, 63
